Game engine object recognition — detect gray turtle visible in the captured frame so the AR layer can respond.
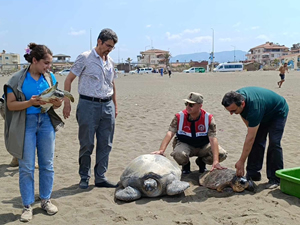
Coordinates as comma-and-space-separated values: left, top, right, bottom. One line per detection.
115, 154, 190, 202
38, 82, 74, 113
199, 168, 256, 192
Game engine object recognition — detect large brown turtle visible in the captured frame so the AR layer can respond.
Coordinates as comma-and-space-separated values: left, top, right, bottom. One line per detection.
115, 154, 190, 202
199, 168, 256, 192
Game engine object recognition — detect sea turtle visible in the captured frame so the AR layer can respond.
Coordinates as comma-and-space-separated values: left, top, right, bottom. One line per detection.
199, 168, 256, 193
38, 82, 74, 113
115, 154, 190, 202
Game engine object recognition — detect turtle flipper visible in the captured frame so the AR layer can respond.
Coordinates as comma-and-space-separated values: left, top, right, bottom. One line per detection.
115, 186, 142, 201
166, 180, 190, 195
62, 91, 74, 102
216, 181, 231, 192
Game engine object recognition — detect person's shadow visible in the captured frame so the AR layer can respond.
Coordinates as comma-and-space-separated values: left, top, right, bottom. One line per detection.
0, 163, 18, 178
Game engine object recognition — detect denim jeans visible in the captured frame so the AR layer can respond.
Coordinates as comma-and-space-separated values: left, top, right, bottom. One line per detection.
246, 116, 287, 183
76, 98, 115, 183
18, 113, 55, 206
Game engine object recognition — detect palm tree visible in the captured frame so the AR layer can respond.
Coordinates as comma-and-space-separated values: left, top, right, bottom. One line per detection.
163, 53, 172, 67
126, 57, 133, 72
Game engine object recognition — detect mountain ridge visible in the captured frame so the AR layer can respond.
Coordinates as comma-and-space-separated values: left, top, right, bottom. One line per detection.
170, 50, 248, 63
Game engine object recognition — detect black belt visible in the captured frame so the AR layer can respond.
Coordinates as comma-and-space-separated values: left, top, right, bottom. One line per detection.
80, 95, 112, 102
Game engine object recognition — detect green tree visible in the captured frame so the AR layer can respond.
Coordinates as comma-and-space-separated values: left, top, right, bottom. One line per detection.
163, 52, 172, 67
126, 57, 133, 71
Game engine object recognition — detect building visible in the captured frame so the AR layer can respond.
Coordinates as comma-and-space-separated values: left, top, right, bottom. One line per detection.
246, 42, 289, 64
0, 50, 20, 72
137, 49, 169, 66
53, 54, 71, 63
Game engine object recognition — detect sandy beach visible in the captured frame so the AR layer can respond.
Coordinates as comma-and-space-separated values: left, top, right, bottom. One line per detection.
0, 70, 300, 225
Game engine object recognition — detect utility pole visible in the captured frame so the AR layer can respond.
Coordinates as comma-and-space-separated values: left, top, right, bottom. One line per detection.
90, 28, 92, 50
231, 45, 236, 62
211, 28, 214, 72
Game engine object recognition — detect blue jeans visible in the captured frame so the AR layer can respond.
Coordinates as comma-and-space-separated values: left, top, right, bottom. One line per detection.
76, 98, 115, 183
246, 116, 287, 183
19, 113, 55, 206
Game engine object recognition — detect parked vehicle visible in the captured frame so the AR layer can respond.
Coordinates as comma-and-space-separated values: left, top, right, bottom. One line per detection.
213, 63, 244, 72
58, 69, 70, 76
139, 67, 153, 74
129, 69, 138, 74
183, 67, 205, 73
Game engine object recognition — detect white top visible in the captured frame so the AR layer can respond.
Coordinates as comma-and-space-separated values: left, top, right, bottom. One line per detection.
71, 48, 117, 98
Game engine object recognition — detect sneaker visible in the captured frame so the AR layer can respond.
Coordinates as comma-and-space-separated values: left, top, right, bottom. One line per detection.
79, 178, 89, 189
20, 205, 32, 222
182, 161, 191, 174
41, 199, 58, 215
265, 180, 279, 189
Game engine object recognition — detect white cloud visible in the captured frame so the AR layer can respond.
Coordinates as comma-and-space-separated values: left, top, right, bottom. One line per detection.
68, 28, 86, 36
219, 38, 232, 42
165, 28, 201, 40
256, 34, 269, 41
166, 32, 181, 40
146, 24, 152, 28
251, 26, 260, 30
183, 28, 201, 34
184, 36, 211, 43
233, 22, 241, 27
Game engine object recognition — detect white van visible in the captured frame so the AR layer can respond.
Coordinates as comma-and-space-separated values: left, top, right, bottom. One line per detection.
183, 67, 205, 73
139, 67, 153, 74
213, 63, 243, 72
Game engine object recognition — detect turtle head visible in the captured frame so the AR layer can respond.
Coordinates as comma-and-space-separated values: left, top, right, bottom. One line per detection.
231, 176, 249, 192
143, 178, 157, 192
142, 178, 162, 197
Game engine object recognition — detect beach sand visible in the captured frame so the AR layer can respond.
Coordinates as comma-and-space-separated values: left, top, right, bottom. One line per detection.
0, 70, 300, 224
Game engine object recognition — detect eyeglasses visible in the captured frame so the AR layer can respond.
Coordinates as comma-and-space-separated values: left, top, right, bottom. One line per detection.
185, 102, 195, 108
104, 42, 115, 50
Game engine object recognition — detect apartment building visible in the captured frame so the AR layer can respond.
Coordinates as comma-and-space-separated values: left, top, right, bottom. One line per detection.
0, 50, 20, 72
137, 49, 169, 66
246, 42, 289, 64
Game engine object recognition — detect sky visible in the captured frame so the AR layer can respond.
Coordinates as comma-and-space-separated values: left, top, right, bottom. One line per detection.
1, 0, 299, 63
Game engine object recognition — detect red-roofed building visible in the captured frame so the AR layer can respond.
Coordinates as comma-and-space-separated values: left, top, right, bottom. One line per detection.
246, 42, 289, 64
137, 49, 170, 66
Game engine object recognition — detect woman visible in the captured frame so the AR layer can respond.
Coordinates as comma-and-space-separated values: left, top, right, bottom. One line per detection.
3, 43, 63, 222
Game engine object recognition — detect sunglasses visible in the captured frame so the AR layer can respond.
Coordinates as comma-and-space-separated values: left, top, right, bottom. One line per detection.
185, 102, 195, 108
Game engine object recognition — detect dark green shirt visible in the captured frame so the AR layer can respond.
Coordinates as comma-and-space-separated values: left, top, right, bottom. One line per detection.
237, 87, 289, 127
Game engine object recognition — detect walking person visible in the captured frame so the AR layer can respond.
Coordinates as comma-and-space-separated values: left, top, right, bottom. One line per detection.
277, 63, 288, 88
63, 28, 118, 189
3, 43, 62, 222
167, 65, 172, 78
222, 86, 289, 189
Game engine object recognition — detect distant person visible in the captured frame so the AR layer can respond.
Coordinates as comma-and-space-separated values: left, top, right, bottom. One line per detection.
222, 87, 289, 189
167, 65, 172, 78
152, 92, 227, 174
4, 43, 62, 222
160, 68, 163, 76
137, 68, 140, 74
277, 63, 288, 88
63, 28, 118, 189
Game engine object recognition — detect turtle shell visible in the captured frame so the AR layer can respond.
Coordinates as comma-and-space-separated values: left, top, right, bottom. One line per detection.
120, 154, 181, 188
199, 168, 236, 189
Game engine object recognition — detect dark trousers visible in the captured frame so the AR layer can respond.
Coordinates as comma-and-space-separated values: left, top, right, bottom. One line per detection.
246, 116, 287, 183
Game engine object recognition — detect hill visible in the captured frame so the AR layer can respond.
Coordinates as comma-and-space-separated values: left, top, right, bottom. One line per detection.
170, 50, 248, 63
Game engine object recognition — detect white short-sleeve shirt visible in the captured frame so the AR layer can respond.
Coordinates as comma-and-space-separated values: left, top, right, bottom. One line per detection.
71, 49, 117, 98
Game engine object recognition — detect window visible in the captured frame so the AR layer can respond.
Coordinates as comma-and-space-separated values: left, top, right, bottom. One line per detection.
5, 57, 9, 59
